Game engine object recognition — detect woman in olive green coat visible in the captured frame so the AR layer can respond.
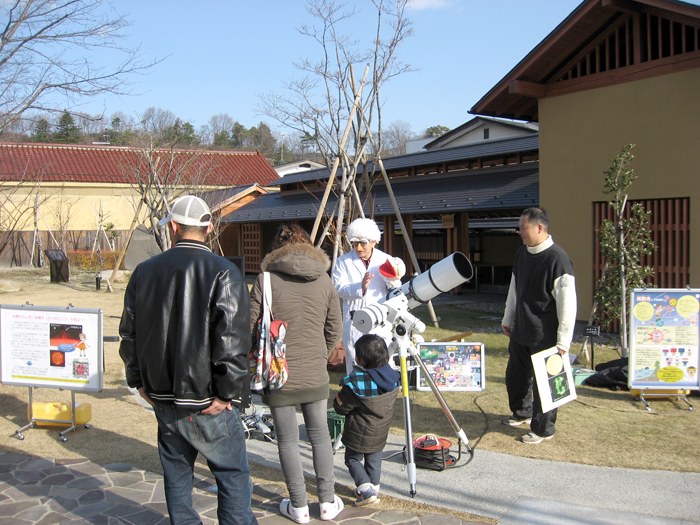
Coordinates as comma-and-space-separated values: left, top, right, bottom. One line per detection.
249, 224, 344, 523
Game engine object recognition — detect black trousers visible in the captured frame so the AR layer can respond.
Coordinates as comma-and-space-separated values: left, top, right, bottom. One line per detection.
505, 339, 557, 437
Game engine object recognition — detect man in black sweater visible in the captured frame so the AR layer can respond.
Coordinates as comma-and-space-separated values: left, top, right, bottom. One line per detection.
501, 208, 577, 444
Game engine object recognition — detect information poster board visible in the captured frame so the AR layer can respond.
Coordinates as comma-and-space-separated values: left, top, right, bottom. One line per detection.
0, 304, 103, 391
416, 342, 485, 391
531, 347, 577, 412
629, 288, 700, 391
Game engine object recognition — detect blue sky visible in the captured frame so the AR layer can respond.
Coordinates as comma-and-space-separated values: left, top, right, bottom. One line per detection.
72, 0, 698, 137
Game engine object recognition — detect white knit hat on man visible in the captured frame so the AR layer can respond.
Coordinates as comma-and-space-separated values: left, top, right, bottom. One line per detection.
345, 218, 381, 243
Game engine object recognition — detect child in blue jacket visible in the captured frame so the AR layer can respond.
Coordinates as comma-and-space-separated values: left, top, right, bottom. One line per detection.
333, 334, 400, 506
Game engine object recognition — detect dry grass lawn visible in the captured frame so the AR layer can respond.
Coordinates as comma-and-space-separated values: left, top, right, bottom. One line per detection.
0, 267, 698, 521
0, 268, 494, 523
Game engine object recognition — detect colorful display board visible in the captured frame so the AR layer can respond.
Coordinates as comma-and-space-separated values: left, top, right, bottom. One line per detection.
0, 304, 103, 392
629, 289, 700, 391
416, 342, 485, 391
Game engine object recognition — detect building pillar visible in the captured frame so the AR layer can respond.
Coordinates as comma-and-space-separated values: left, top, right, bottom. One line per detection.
459, 212, 470, 256
459, 213, 471, 292
382, 216, 394, 255
404, 215, 414, 276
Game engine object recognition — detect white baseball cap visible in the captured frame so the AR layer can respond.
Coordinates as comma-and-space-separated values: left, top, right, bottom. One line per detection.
158, 195, 212, 227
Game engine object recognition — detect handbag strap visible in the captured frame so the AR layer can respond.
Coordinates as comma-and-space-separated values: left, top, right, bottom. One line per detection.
261, 272, 273, 364
262, 272, 272, 322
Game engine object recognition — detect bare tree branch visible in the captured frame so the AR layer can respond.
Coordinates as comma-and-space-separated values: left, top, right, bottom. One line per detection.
257, 0, 414, 166
382, 119, 415, 155
119, 143, 225, 252
49, 185, 78, 251
0, 168, 43, 260
0, 0, 162, 133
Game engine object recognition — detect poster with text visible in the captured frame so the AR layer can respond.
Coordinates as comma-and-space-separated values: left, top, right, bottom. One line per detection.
629, 289, 700, 390
531, 347, 577, 412
416, 342, 485, 391
0, 304, 103, 391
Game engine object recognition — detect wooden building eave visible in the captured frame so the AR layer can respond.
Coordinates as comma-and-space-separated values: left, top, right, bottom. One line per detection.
470, 0, 700, 121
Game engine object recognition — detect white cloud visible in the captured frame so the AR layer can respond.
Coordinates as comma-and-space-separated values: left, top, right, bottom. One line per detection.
406, 0, 454, 11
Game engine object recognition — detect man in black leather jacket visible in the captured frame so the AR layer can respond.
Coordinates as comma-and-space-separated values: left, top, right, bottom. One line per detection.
119, 195, 257, 525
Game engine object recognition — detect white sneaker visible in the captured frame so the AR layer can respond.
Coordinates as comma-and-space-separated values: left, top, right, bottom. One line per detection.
521, 431, 554, 444
279, 498, 310, 524
319, 495, 344, 521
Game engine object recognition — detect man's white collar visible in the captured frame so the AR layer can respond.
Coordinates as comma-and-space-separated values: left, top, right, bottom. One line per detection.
527, 235, 553, 254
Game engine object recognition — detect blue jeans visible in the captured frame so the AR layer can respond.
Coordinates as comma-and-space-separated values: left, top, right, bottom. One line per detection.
154, 403, 257, 525
344, 447, 383, 488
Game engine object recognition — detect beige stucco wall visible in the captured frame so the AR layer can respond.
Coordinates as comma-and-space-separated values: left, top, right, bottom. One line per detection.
483, 235, 522, 266
539, 67, 700, 320
2, 182, 143, 233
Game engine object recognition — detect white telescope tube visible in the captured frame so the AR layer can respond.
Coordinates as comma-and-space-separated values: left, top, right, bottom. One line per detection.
351, 252, 474, 499
400, 252, 473, 309
352, 252, 473, 333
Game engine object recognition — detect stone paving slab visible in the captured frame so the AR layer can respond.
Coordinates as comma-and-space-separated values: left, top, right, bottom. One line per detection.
0, 452, 480, 524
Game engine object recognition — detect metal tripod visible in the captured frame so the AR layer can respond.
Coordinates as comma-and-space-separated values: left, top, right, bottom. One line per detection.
390, 318, 472, 496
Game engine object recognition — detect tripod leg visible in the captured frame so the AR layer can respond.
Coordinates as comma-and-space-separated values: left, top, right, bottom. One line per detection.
333, 431, 344, 454
414, 353, 471, 451
400, 355, 417, 496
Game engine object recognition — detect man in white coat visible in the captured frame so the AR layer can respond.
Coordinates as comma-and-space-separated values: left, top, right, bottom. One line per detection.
332, 218, 401, 375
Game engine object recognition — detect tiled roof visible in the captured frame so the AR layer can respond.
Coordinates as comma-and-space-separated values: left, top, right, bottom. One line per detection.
0, 143, 279, 186
221, 164, 538, 223
270, 134, 539, 186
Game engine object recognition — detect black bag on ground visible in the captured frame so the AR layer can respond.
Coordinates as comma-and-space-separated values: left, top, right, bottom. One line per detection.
583, 358, 629, 390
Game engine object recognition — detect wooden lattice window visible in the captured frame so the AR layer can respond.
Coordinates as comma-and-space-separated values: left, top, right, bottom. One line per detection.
243, 223, 261, 274
593, 198, 690, 330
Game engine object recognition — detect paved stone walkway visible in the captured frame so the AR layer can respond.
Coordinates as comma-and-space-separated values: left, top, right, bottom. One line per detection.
0, 452, 482, 524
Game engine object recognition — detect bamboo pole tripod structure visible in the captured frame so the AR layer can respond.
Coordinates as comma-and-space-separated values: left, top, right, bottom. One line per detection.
308, 64, 439, 327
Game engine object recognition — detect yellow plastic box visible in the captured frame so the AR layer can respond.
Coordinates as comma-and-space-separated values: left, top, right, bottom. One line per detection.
631, 389, 690, 397
27, 402, 92, 427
